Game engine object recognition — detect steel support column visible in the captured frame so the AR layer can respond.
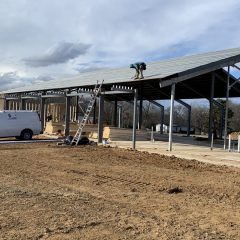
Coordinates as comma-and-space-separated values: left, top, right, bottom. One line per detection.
18, 96, 22, 110
132, 89, 138, 149
75, 96, 79, 122
20, 98, 26, 110
139, 99, 143, 129
224, 66, 230, 150
40, 97, 45, 132
208, 72, 215, 140
98, 94, 104, 143
113, 100, 118, 127
64, 95, 71, 136
118, 105, 122, 128
160, 107, 164, 134
93, 100, 97, 124
187, 106, 191, 136
219, 108, 224, 139
4, 99, 9, 110
168, 83, 175, 151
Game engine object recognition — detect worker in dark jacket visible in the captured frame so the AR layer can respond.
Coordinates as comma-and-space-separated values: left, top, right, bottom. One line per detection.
130, 62, 146, 79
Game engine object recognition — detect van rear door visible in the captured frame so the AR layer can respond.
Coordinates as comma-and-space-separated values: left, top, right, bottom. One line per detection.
0, 112, 18, 137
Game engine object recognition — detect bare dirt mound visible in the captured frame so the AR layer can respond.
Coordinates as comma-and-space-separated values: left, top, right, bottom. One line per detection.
0, 143, 240, 239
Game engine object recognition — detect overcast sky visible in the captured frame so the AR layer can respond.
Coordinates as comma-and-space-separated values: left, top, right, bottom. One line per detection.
0, 0, 240, 91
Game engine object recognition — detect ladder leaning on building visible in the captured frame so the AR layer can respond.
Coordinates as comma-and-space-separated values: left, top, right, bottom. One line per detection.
71, 81, 103, 146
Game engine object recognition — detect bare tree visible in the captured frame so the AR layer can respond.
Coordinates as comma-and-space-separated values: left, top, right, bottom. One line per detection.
191, 106, 209, 134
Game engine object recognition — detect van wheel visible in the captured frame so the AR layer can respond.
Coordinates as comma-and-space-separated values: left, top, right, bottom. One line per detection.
20, 130, 33, 140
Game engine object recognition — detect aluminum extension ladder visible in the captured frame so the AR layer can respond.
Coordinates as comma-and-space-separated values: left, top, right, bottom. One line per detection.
71, 81, 103, 145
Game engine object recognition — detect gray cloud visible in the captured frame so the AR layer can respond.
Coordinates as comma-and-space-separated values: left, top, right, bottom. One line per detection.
0, 72, 29, 91
0, 72, 54, 91
74, 60, 108, 73
31, 75, 55, 84
22, 42, 91, 67
0, 0, 240, 82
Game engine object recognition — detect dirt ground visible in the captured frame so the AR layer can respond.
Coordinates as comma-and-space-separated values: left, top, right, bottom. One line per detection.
0, 143, 240, 240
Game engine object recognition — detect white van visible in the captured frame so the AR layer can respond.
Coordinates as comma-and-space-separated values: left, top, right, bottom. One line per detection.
0, 111, 42, 140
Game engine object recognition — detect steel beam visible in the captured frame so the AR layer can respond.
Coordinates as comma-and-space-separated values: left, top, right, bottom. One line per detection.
98, 94, 104, 143
20, 96, 40, 99
20, 97, 26, 110
113, 100, 118, 127
160, 107, 164, 134
233, 64, 240, 71
215, 71, 240, 95
40, 97, 45, 132
102, 90, 133, 95
118, 105, 122, 128
149, 85, 191, 136
176, 99, 191, 136
132, 89, 138, 149
139, 99, 143, 129
110, 85, 134, 93
67, 91, 94, 97
4, 99, 9, 110
148, 100, 164, 109
148, 83, 192, 136
208, 72, 215, 140
42, 94, 65, 98
75, 96, 79, 122
168, 84, 175, 151
93, 100, 96, 124
224, 66, 230, 150
64, 95, 71, 136
148, 100, 164, 134
5, 97, 18, 100
181, 82, 225, 138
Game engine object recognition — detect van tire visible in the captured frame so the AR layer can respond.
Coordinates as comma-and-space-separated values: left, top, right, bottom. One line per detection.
20, 129, 33, 140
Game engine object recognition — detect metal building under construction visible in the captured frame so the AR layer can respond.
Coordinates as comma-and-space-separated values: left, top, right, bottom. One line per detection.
1, 47, 240, 150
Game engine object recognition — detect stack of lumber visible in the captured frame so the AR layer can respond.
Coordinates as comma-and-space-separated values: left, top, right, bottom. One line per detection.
83, 125, 99, 138
45, 121, 98, 136
45, 122, 153, 141
45, 121, 64, 133
103, 127, 151, 141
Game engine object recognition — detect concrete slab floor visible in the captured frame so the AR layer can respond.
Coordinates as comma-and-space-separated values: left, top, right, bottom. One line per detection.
109, 139, 240, 168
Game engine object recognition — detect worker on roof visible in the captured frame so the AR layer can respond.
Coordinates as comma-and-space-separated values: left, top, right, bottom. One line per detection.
130, 62, 146, 79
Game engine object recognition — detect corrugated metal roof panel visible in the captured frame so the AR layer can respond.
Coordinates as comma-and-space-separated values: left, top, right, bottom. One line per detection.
2, 47, 240, 94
